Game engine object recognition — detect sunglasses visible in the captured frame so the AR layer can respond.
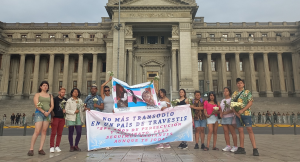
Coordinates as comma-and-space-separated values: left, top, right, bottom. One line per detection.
104, 90, 110, 92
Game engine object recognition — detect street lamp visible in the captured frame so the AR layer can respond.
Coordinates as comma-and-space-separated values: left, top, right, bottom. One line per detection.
114, 0, 122, 79
204, 80, 210, 97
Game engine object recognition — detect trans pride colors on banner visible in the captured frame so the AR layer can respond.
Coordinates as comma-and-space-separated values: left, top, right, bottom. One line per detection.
112, 78, 160, 113
86, 105, 193, 150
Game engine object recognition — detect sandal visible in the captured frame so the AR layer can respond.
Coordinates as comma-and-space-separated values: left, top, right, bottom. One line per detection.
204, 147, 209, 151
212, 147, 219, 151
106, 147, 113, 150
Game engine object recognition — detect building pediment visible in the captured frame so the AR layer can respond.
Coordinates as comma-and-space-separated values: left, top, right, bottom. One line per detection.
141, 59, 165, 67
108, 0, 196, 6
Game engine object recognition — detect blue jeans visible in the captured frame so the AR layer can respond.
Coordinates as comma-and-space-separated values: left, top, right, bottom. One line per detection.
236, 115, 252, 128
194, 119, 207, 128
34, 112, 51, 123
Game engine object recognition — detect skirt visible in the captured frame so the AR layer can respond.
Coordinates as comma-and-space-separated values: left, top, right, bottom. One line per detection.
66, 114, 82, 126
207, 115, 218, 124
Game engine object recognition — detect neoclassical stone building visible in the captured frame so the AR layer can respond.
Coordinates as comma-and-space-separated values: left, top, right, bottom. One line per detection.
0, 0, 300, 100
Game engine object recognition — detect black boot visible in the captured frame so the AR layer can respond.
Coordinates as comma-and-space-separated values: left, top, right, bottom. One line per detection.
234, 147, 246, 154
253, 148, 259, 156
194, 143, 199, 149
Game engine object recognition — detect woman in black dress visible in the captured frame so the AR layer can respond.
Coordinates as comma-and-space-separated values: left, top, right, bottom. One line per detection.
176, 89, 189, 149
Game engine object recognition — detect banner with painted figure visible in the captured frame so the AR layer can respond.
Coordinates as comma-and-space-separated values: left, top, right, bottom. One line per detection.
86, 105, 193, 150
112, 78, 160, 113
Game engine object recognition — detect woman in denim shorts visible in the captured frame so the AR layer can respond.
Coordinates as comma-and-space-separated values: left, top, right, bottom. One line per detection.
28, 81, 54, 156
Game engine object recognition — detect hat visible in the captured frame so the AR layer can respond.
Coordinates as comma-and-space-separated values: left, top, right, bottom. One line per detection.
91, 84, 98, 88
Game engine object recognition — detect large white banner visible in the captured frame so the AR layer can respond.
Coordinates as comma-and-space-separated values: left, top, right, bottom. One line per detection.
86, 105, 193, 150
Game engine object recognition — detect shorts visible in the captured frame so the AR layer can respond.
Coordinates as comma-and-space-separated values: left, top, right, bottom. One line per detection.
207, 115, 218, 124
236, 115, 252, 128
221, 117, 233, 125
34, 112, 51, 123
194, 119, 207, 128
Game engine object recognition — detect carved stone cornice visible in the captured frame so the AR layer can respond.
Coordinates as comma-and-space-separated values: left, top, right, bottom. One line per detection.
140, 59, 165, 67
7, 46, 106, 53
198, 45, 294, 53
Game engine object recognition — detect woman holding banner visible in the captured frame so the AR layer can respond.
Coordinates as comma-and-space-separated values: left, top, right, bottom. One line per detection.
155, 89, 171, 149
177, 89, 189, 149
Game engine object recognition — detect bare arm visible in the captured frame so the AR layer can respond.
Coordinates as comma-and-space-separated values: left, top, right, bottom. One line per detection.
101, 76, 112, 100
48, 95, 54, 113
33, 93, 45, 113
185, 99, 189, 104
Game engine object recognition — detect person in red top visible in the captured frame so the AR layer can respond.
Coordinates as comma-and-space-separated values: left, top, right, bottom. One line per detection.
203, 91, 220, 151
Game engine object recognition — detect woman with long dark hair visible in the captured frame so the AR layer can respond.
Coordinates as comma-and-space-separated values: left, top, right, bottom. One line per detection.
177, 89, 189, 149
203, 91, 220, 151
220, 87, 238, 152
65, 88, 85, 152
28, 81, 54, 156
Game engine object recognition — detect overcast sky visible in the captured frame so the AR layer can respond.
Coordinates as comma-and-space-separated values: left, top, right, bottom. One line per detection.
0, 0, 299, 23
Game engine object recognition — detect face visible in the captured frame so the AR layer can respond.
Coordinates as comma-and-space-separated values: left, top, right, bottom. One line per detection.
159, 90, 165, 98
72, 89, 79, 97
209, 94, 215, 101
236, 81, 244, 89
90, 87, 97, 95
104, 88, 110, 95
59, 90, 66, 97
179, 90, 185, 97
223, 88, 230, 97
194, 93, 201, 100
40, 83, 48, 92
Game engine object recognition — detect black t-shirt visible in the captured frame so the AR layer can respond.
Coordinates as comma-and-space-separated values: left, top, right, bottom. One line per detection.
53, 96, 67, 118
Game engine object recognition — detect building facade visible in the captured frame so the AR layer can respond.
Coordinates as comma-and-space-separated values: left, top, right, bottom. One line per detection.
0, 0, 300, 100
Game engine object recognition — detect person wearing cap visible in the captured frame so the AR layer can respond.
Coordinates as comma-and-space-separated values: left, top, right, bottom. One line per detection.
84, 84, 104, 111
231, 78, 259, 156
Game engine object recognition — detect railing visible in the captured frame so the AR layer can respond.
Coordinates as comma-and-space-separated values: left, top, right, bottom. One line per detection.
193, 21, 299, 27
5, 37, 102, 43
197, 37, 294, 43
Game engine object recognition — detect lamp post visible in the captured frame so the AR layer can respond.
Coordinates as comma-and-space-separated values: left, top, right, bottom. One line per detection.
114, 0, 122, 78
205, 80, 210, 96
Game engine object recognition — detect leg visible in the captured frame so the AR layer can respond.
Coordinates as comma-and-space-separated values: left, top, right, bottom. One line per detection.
206, 124, 214, 148
29, 121, 43, 150
55, 118, 65, 147
200, 127, 205, 144
50, 118, 58, 148
246, 127, 257, 148
238, 127, 244, 148
39, 121, 49, 151
228, 125, 237, 147
212, 122, 218, 148
195, 127, 200, 144
68, 126, 75, 146
75, 125, 82, 146
222, 125, 230, 146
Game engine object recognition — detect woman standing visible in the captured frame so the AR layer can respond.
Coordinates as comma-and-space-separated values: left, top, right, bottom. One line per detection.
28, 81, 54, 156
282, 113, 286, 124
11, 113, 15, 125
3, 114, 6, 123
220, 87, 238, 152
176, 89, 189, 149
203, 91, 220, 151
22, 113, 26, 125
155, 89, 171, 149
65, 88, 85, 152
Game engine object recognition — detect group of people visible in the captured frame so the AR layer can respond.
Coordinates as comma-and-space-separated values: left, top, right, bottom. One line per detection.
7, 113, 26, 125
254, 111, 300, 124
27, 77, 259, 157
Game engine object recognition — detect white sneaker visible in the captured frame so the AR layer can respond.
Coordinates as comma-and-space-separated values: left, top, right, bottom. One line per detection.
222, 145, 231, 152
155, 144, 164, 149
55, 147, 62, 152
50, 147, 55, 153
230, 146, 238, 152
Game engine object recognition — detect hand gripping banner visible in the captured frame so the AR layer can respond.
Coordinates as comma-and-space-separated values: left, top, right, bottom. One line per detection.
86, 105, 193, 150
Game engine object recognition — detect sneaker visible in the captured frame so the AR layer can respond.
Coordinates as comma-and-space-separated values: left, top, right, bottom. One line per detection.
74, 146, 81, 152
177, 142, 184, 148
164, 143, 171, 149
181, 143, 188, 150
194, 143, 199, 149
27, 150, 34, 156
201, 143, 205, 149
234, 147, 246, 154
253, 148, 259, 156
230, 146, 238, 153
69, 146, 74, 152
155, 144, 164, 149
50, 147, 55, 153
38, 149, 46, 155
55, 147, 61, 152
222, 146, 232, 152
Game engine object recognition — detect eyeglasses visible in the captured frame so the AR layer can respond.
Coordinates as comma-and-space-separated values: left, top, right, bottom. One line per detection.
104, 90, 110, 92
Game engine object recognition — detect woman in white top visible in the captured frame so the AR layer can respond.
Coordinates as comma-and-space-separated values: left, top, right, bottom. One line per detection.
155, 89, 171, 149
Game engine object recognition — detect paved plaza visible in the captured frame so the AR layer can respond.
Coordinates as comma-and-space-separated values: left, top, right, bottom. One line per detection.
0, 134, 299, 162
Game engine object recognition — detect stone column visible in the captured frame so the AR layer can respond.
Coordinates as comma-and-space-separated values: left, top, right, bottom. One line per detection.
221, 53, 227, 89
249, 53, 259, 97
235, 53, 240, 79
30, 54, 40, 98
172, 49, 177, 92
77, 53, 84, 91
0, 54, 11, 99
15, 54, 26, 99
128, 50, 133, 85
48, 54, 55, 94
263, 52, 273, 97
291, 52, 300, 97
207, 53, 213, 91
277, 53, 288, 97
92, 53, 98, 84
62, 54, 69, 91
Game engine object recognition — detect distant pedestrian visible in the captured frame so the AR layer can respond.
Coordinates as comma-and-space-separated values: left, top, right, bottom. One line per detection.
273, 112, 277, 123
22, 113, 26, 125
297, 112, 300, 123
16, 113, 20, 125
11, 113, 15, 125
282, 113, 286, 124
3, 114, 6, 123
286, 112, 290, 124
258, 112, 261, 124
265, 111, 271, 124
277, 112, 281, 124
262, 112, 266, 123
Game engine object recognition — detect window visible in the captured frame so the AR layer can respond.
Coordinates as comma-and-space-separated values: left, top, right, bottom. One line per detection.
90, 34, 95, 41
240, 58, 243, 71
161, 36, 165, 44
59, 81, 63, 89
21, 35, 27, 38
198, 60, 203, 71
210, 34, 215, 37
199, 80, 204, 94
73, 81, 77, 88
0, 54, 2, 69
88, 60, 93, 72
222, 34, 228, 41
74, 59, 78, 73
227, 80, 231, 89
102, 61, 106, 72
249, 34, 254, 37
77, 35, 82, 38
276, 33, 281, 37
60, 60, 64, 73
197, 34, 202, 38
290, 33, 295, 37
36, 35, 41, 38
49, 35, 55, 38
236, 34, 241, 37
262, 34, 267, 37
63, 35, 68, 38
7, 35, 12, 37
226, 59, 230, 71
256, 80, 259, 92
141, 36, 144, 44
87, 81, 92, 93
211, 59, 216, 71
213, 80, 218, 94
254, 58, 258, 71
147, 36, 158, 44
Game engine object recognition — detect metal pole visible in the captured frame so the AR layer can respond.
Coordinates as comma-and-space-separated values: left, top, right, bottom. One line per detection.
23, 123, 27, 136
271, 122, 274, 135
294, 122, 297, 135
117, 0, 120, 78
0, 121, 4, 136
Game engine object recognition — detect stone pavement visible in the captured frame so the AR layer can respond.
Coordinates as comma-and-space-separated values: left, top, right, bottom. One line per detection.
0, 134, 299, 162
